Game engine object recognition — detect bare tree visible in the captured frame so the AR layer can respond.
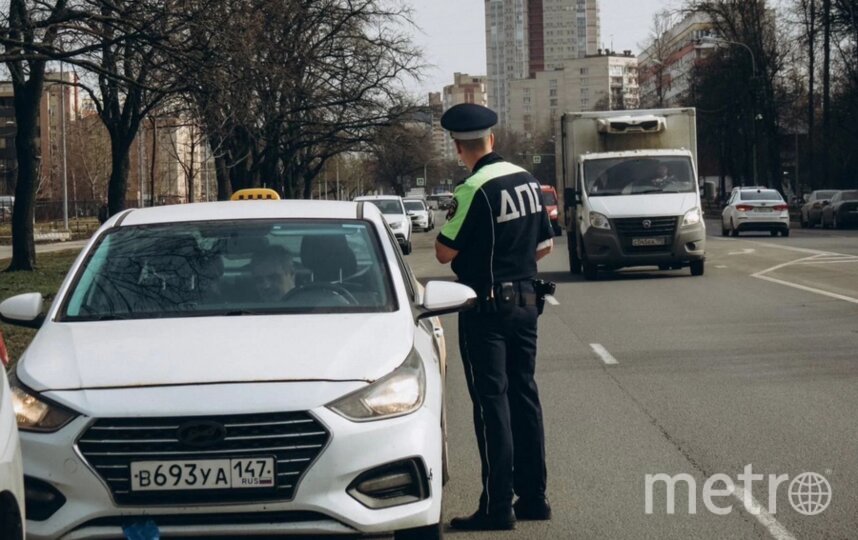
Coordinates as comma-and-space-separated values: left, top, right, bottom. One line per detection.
640, 10, 680, 108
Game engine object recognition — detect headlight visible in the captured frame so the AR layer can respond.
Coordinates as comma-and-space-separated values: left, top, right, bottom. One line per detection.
549, 209, 558, 218
589, 212, 611, 230
390, 221, 402, 230
328, 350, 425, 422
682, 208, 702, 227
11, 380, 77, 432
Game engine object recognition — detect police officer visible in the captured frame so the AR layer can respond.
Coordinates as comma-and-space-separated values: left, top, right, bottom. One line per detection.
435, 103, 554, 531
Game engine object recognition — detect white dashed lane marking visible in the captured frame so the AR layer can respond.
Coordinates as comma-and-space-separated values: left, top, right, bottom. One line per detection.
590, 343, 619, 365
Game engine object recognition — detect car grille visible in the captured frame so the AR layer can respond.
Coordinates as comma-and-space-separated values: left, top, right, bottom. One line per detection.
77, 411, 329, 506
613, 216, 679, 253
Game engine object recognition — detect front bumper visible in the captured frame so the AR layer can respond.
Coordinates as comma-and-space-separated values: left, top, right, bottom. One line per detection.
22, 406, 442, 539
581, 220, 706, 268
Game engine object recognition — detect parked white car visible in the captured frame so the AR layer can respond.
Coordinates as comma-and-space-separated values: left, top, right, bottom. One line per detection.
404, 199, 434, 232
355, 196, 413, 254
0, 329, 25, 539
1, 198, 475, 539
721, 187, 790, 237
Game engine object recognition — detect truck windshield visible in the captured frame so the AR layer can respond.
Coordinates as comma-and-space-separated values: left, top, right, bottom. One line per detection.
583, 157, 695, 196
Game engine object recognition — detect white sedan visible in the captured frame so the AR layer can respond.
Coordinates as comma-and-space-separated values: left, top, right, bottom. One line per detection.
721, 187, 790, 237
355, 195, 413, 254
404, 199, 434, 232
0, 197, 475, 539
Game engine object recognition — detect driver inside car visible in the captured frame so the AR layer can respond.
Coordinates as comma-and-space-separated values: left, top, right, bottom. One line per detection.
250, 246, 296, 300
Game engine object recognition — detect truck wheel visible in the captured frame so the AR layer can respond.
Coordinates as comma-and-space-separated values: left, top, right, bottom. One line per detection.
690, 260, 705, 276
583, 261, 598, 280
569, 236, 582, 274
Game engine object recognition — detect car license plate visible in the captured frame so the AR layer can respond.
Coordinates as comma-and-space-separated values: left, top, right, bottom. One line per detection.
130, 457, 275, 491
755, 207, 773, 212
632, 237, 666, 247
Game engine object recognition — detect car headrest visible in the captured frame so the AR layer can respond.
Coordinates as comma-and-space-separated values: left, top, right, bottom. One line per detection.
300, 235, 357, 282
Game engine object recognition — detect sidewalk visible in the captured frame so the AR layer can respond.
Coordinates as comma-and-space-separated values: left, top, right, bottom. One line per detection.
0, 240, 88, 262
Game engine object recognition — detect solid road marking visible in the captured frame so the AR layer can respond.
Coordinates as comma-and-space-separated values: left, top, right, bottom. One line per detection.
730, 485, 798, 540
590, 344, 618, 365
546, 295, 560, 306
752, 253, 858, 305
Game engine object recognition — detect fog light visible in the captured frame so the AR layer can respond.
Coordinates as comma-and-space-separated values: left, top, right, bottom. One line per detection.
25, 477, 66, 521
347, 459, 429, 509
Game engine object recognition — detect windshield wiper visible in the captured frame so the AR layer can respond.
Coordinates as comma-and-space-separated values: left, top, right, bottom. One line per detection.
588, 192, 624, 197
634, 189, 665, 194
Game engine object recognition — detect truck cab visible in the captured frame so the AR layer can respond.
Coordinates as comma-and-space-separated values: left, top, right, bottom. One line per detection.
558, 109, 706, 279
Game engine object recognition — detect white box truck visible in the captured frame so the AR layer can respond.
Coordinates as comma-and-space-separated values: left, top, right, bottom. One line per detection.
556, 108, 706, 279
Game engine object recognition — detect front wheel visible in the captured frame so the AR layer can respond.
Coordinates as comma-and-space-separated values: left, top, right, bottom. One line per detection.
690, 260, 705, 276
395, 522, 443, 540
569, 236, 582, 274
401, 240, 412, 255
782, 228, 791, 237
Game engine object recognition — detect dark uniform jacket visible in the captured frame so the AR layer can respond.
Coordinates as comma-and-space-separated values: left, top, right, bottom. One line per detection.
437, 153, 553, 290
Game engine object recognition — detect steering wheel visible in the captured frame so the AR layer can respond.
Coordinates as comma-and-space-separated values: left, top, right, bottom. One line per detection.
283, 282, 359, 306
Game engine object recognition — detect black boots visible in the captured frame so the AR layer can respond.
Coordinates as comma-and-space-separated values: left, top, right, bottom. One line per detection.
449, 510, 516, 531
513, 497, 552, 520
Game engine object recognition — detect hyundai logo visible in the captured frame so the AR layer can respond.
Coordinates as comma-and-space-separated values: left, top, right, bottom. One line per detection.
177, 420, 227, 448
642, 219, 652, 229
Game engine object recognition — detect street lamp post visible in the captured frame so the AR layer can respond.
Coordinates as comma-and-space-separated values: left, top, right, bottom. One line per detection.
699, 36, 759, 187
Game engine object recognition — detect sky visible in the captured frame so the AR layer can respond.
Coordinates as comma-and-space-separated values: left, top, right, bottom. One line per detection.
409, 0, 676, 96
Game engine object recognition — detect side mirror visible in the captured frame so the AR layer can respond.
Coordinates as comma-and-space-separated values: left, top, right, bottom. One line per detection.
417, 281, 476, 320
0, 292, 46, 329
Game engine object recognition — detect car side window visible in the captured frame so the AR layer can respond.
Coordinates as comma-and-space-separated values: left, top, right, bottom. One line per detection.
379, 220, 417, 302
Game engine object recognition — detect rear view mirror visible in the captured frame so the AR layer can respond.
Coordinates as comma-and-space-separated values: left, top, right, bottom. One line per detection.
417, 281, 476, 320
0, 293, 46, 329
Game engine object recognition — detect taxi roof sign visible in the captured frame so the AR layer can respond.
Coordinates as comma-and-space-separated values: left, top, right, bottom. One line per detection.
230, 188, 281, 201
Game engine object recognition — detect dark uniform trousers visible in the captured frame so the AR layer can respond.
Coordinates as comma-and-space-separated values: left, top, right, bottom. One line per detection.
458, 280, 547, 515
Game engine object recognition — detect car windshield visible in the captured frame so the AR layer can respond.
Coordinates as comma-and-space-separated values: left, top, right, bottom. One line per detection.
61, 220, 395, 320
583, 157, 695, 196
740, 190, 783, 201
541, 190, 558, 206
404, 201, 425, 212
366, 199, 403, 215
839, 190, 858, 201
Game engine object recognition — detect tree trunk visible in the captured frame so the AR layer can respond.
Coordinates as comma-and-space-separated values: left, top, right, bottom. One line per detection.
807, 0, 816, 191
108, 136, 133, 216
6, 87, 42, 271
214, 155, 232, 200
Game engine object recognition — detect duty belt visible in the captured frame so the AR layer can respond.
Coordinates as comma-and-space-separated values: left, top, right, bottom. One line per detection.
470, 280, 538, 313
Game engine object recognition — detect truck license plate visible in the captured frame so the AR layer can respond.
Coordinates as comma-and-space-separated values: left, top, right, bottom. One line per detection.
130, 457, 275, 491
632, 237, 666, 247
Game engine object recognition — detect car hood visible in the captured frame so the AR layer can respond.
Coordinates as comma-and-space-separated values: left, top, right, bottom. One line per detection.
587, 193, 698, 218
19, 313, 413, 391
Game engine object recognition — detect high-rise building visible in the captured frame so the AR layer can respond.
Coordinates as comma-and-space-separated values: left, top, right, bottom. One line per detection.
637, 12, 713, 108
486, 0, 600, 126
439, 74, 488, 160
508, 51, 639, 136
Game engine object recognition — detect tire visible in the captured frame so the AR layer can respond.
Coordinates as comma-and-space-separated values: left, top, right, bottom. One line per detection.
395, 522, 443, 540
770, 230, 779, 237
569, 235, 582, 274
782, 228, 790, 237
721, 222, 729, 237
800, 214, 808, 228
0, 498, 23, 540
730, 220, 739, 237
582, 250, 598, 280
834, 215, 841, 229
401, 240, 412, 255
690, 260, 705, 276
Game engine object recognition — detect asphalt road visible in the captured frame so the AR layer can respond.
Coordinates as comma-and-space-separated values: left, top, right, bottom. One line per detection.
409, 218, 858, 540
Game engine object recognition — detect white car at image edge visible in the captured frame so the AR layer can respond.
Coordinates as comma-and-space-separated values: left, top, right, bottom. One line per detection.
0, 329, 25, 539
721, 187, 790, 237
0, 199, 475, 539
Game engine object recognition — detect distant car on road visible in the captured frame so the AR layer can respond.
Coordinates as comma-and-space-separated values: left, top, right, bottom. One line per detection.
800, 190, 839, 228
354, 195, 413, 254
540, 185, 561, 236
821, 190, 858, 229
0, 196, 13, 222
721, 187, 790, 237
0, 197, 476, 540
0, 328, 25, 540
404, 198, 434, 232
